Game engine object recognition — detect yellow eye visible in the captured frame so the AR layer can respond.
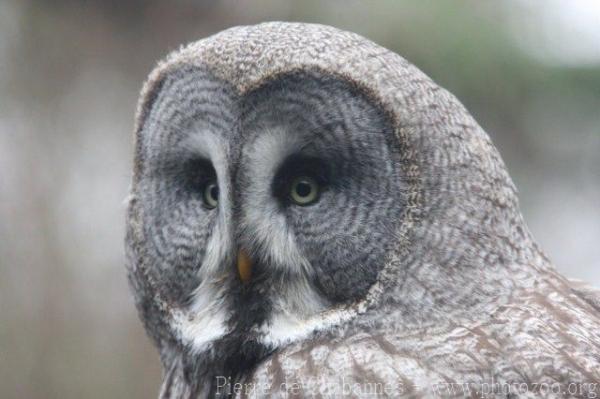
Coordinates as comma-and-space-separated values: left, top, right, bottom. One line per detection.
290, 176, 319, 206
203, 181, 219, 209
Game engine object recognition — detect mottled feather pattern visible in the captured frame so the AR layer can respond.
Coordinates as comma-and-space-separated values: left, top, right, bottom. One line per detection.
126, 22, 600, 398
249, 273, 600, 397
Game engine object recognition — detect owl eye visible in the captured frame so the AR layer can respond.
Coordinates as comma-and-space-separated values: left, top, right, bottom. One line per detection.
202, 180, 219, 209
290, 176, 319, 206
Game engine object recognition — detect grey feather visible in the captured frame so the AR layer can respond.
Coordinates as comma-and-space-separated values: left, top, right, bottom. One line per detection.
125, 22, 600, 398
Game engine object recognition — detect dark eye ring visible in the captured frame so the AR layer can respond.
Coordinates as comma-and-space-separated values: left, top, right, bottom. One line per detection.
202, 181, 219, 209
289, 176, 319, 206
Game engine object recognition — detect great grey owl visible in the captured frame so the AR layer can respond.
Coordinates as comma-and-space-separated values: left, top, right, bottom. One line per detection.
125, 22, 600, 398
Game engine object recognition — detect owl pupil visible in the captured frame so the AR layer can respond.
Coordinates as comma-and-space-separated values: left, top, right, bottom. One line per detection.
210, 185, 219, 201
296, 182, 311, 197
289, 175, 319, 206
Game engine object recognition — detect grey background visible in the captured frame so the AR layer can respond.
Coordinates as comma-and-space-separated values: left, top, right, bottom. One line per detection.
0, 1, 598, 398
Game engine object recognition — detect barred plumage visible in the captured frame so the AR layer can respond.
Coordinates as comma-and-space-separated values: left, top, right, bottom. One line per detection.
126, 22, 600, 398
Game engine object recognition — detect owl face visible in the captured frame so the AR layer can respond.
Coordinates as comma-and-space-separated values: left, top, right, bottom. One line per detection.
133, 66, 406, 354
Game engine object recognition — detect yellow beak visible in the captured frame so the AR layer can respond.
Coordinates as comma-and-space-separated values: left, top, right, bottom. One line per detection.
237, 249, 252, 283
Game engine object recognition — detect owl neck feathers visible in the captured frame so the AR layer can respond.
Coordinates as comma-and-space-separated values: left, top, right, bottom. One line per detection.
133, 22, 557, 397
158, 336, 272, 398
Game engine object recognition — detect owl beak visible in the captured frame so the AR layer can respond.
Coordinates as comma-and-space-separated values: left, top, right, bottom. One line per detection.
237, 249, 252, 283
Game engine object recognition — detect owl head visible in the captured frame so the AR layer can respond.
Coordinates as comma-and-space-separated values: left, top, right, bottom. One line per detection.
126, 22, 543, 389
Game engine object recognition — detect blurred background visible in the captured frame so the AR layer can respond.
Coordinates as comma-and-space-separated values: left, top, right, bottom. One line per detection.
0, 1, 598, 397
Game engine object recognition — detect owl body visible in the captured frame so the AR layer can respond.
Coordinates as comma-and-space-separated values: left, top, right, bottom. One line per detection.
126, 22, 600, 398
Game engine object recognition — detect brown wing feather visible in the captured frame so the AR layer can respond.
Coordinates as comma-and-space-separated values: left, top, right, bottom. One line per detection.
244, 275, 600, 398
